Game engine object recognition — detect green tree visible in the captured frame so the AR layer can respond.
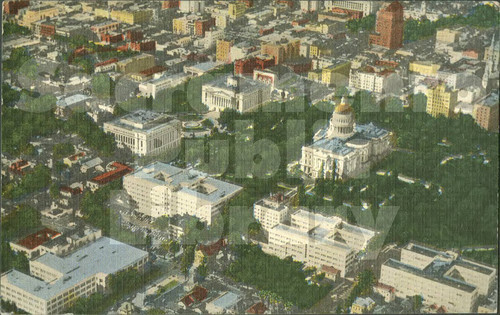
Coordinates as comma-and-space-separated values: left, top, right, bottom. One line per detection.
412, 295, 423, 312
52, 142, 75, 159
92, 73, 113, 99
49, 183, 60, 199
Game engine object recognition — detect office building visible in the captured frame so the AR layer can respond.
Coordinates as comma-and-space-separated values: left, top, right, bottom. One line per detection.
110, 9, 152, 24
425, 82, 458, 118
228, 1, 246, 20
1, 237, 148, 314
325, 1, 380, 17
261, 39, 300, 65
103, 110, 181, 156
369, 1, 404, 50
349, 66, 401, 94
202, 76, 271, 113
179, 0, 204, 13
116, 54, 155, 74
300, 97, 391, 179
253, 193, 290, 231
123, 162, 243, 224
263, 209, 375, 277
379, 242, 496, 313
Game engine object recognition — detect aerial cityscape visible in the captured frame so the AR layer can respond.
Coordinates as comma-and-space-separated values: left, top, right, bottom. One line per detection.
1, 0, 498, 314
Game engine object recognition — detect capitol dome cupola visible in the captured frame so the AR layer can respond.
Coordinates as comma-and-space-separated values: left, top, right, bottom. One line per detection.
326, 97, 355, 140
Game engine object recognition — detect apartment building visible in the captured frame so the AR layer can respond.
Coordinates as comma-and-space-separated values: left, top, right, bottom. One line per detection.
436, 28, 461, 45
202, 75, 271, 113
425, 82, 458, 118
103, 110, 181, 156
116, 54, 155, 74
1, 237, 148, 314
263, 209, 374, 277
179, 0, 204, 13
228, 1, 246, 20
123, 162, 243, 224
380, 242, 496, 313
473, 93, 499, 131
216, 39, 233, 63
253, 193, 290, 231
321, 62, 351, 86
261, 38, 300, 65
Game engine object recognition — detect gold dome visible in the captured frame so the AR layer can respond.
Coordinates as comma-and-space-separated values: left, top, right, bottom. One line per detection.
334, 97, 353, 113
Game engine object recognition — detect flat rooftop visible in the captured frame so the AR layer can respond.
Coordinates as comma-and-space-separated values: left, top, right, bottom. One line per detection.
2, 237, 148, 300
105, 110, 179, 133
127, 162, 243, 204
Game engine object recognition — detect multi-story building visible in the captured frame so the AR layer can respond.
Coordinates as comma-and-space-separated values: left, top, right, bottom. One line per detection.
380, 242, 496, 313
324, 1, 380, 17
1, 237, 148, 315
94, 58, 118, 73
123, 162, 243, 224
195, 17, 215, 36
138, 73, 189, 99
19, 5, 59, 28
103, 110, 181, 156
94, 7, 111, 19
425, 82, 458, 118
261, 39, 300, 65
203, 29, 224, 49
369, 1, 404, 50
110, 9, 152, 24
116, 53, 155, 74
90, 21, 120, 34
473, 93, 499, 131
349, 66, 401, 94
3, 0, 30, 15
202, 76, 271, 113
228, 1, 246, 20
216, 39, 233, 63
179, 0, 204, 13
130, 40, 156, 52
322, 62, 351, 86
263, 209, 374, 277
253, 193, 290, 231
300, 98, 391, 179
435, 28, 461, 44
299, 0, 322, 12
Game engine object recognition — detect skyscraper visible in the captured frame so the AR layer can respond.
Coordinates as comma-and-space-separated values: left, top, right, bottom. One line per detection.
369, 1, 404, 50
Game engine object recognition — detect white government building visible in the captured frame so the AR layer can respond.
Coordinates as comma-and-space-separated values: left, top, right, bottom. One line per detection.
202, 75, 271, 113
300, 98, 392, 179
103, 110, 181, 156
262, 209, 375, 277
1, 237, 148, 315
380, 242, 497, 313
123, 162, 243, 225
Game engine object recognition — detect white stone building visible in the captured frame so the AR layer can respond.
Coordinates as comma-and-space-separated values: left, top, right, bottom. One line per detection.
379, 242, 497, 313
349, 67, 403, 95
138, 73, 189, 99
324, 1, 380, 16
263, 209, 375, 277
202, 76, 271, 113
179, 0, 204, 13
253, 193, 290, 231
1, 237, 148, 315
300, 98, 391, 179
103, 110, 181, 156
123, 162, 243, 224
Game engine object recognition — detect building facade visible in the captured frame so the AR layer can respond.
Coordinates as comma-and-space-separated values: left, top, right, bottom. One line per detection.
425, 83, 458, 118
253, 194, 290, 231
202, 76, 271, 113
473, 93, 499, 131
116, 54, 155, 74
103, 110, 181, 156
123, 162, 243, 224
325, 1, 380, 17
300, 98, 391, 179
1, 237, 148, 315
369, 1, 404, 50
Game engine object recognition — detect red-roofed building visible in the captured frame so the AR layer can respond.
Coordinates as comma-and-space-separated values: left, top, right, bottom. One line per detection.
195, 18, 215, 37
60, 185, 83, 197
63, 152, 86, 167
321, 265, 341, 281
87, 162, 133, 191
234, 55, 275, 75
259, 27, 274, 36
10, 228, 61, 258
331, 7, 363, 19
3, 0, 29, 15
162, 0, 179, 9
373, 282, 395, 303
180, 286, 208, 307
198, 238, 226, 256
292, 18, 309, 27
9, 160, 31, 176
246, 302, 267, 314
95, 58, 118, 73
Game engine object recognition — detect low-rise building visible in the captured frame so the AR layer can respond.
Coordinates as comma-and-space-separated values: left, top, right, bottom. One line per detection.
87, 162, 133, 191
1, 237, 148, 314
138, 73, 189, 99
116, 54, 155, 74
110, 9, 152, 24
103, 110, 181, 156
10, 228, 62, 259
379, 242, 497, 313
123, 162, 243, 224
206, 291, 242, 314
351, 297, 376, 314
202, 75, 271, 113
